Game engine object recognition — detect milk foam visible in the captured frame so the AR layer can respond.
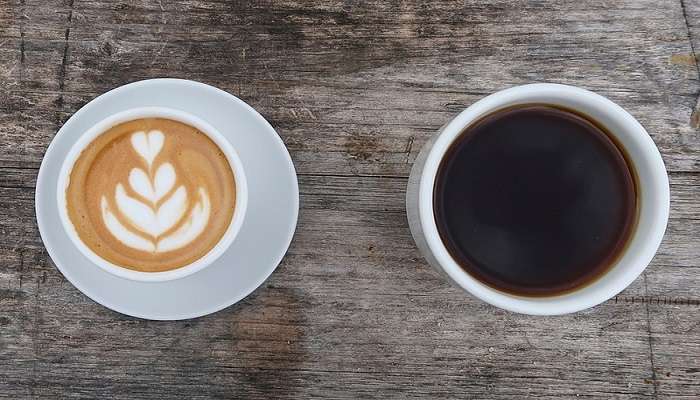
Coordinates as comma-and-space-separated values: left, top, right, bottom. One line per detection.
131, 130, 164, 167
100, 130, 212, 253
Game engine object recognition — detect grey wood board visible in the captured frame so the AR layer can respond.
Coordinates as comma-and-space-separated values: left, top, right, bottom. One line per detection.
0, 0, 699, 398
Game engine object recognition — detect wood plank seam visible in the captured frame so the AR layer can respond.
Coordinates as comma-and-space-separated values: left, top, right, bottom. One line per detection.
643, 273, 660, 399
615, 296, 700, 306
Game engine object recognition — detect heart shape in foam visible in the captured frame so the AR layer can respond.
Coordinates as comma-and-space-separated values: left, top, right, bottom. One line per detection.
115, 181, 189, 237
131, 130, 164, 167
129, 163, 176, 203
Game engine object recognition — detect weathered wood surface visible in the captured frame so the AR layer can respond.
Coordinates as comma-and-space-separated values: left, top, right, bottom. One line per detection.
1, 0, 699, 398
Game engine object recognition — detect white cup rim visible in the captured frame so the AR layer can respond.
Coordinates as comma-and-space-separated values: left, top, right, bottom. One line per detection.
418, 83, 669, 315
56, 106, 249, 283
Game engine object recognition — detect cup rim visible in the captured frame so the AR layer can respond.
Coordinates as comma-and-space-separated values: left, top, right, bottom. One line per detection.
418, 83, 670, 315
56, 106, 249, 283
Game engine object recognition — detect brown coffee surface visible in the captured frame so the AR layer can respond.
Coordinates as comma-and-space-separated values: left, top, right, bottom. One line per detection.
65, 118, 236, 272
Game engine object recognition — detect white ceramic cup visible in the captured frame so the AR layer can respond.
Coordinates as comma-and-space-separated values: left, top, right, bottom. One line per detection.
406, 83, 670, 315
57, 106, 248, 283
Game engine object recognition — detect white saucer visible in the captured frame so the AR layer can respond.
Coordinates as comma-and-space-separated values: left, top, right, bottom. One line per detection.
35, 79, 299, 320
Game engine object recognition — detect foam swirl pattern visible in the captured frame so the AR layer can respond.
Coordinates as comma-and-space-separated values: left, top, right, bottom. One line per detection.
65, 118, 236, 272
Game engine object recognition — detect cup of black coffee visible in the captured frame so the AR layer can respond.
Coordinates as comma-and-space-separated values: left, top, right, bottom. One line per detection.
406, 83, 669, 315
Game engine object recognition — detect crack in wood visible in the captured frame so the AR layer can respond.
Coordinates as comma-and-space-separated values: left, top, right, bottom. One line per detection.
680, 0, 700, 129
55, 0, 74, 128
29, 273, 42, 399
0, 184, 36, 190
297, 172, 409, 179
18, 248, 25, 272
615, 295, 700, 306
404, 136, 414, 164
17, 249, 25, 290
18, 0, 24, 85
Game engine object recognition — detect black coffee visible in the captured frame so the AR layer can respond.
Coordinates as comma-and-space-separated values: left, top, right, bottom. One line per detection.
434, 105, 637, 296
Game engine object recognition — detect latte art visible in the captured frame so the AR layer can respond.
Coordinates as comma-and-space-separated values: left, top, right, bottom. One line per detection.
100, 130, 211, 253
65, 118, 236, 272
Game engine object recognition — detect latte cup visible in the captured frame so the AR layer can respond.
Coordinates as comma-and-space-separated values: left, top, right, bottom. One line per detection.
57, 107, 248, 282
406, 83, 670, 315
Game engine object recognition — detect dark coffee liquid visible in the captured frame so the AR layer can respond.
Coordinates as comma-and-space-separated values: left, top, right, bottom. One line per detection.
434, 105, 636, 296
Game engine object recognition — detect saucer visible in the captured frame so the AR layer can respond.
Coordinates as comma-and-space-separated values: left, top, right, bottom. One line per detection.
35, 79, 299, 320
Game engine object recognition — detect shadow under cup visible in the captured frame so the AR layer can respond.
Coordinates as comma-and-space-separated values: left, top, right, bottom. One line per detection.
406, 83, 669, 315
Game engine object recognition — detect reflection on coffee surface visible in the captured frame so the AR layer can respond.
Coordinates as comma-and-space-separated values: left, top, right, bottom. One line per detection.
65, 118, 236, 272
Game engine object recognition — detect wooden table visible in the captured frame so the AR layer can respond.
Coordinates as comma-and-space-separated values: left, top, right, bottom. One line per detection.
1, 1, 699, 398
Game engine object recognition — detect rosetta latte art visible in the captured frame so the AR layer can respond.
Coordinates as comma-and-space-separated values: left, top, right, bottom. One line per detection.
100, 130, 211, 253
65, 118, 236, 272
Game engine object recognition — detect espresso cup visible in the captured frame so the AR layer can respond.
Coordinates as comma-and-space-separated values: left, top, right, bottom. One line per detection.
57, 107, 248, 282
406, 83, 669, 315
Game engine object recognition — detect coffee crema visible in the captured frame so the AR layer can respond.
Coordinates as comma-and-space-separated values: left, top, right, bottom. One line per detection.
65, 118, 236, 272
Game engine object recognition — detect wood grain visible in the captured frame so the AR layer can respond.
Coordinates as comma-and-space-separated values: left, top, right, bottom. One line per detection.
1, 0, 699, 398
